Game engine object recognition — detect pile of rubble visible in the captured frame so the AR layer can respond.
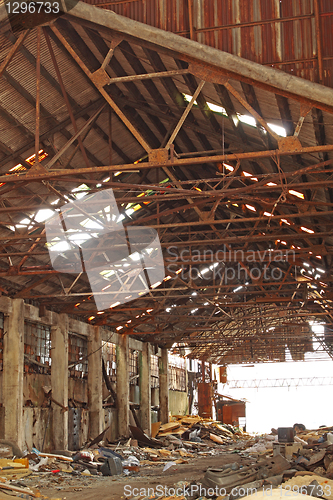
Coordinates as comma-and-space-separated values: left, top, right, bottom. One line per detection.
1, 422, 333, 500
154, 415, 252, 445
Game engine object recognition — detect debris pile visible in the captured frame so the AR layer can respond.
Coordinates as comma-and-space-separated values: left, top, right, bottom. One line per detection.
2, 422, 333, 500
131, 415, 252, 449
158, 415, 251, 444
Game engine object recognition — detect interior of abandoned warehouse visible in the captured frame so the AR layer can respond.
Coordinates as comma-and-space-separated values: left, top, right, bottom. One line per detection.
0, 0, 333, 498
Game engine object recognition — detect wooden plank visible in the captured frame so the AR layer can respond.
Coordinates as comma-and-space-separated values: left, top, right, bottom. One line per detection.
159, 421, 180, 433
209, 433, 224, 444
151, 422, 161, 439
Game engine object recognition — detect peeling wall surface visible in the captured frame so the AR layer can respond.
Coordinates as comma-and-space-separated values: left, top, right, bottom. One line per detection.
68, 408, 89, 450
0, 296, 192, 451
169, 390, 189, 416
23, 408, 53, 452
24, 374, 52, 407
87, 0, 333, 86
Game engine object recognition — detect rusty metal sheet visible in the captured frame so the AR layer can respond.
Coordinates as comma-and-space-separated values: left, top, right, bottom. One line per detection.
197, 382, 212, 419
87, 0, 332, 86
222, 403, 245, 425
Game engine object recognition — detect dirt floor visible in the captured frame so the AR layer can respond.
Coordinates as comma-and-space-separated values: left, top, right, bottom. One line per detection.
39, 452, 249, 500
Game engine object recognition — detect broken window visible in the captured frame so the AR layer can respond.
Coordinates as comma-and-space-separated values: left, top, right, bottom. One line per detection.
68, 332, 88, 378
24, 321, 51, 374
129, 349, 139, 385
0, 313, 4, 371
169, 355, 186, 392
150, 354, 159, 388
102, 341, 116, 380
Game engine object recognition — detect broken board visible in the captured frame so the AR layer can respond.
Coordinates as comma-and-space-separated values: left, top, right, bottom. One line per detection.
151, 422, 161, 439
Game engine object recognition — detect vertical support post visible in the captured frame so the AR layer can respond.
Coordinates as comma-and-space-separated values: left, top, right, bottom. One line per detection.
108, 107, 113, 183
188, 0, 196, 41
116, 334, 129, 437
51, 313, 68, 449
159, 348, 169, 424
139, 343, 151, 435
87, 325, 103, 439
3, 299, 24, 449
185, 359, 189, 414
35, 27, 41, 163
43, 28, 91, 169
314, 0, 324, 84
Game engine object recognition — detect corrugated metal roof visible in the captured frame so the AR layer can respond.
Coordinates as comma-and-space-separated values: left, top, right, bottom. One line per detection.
88, 0, 332, 86
0, 6, 332, 359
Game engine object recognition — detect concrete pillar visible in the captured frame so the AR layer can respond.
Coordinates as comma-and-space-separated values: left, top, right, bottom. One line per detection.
139, 343, 151, 435
116, 334, 129, 437
51, 313, 68, 449
87, 325, 103, 439
3, 299, 24, 449
159, 348, 169, 424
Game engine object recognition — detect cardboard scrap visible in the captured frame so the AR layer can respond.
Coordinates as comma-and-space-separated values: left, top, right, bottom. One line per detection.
283, 474, 333, 500
159, 449, 172, 457
213, 424, 234, 437
178, 450, 192, 457
209, 433, 224, 445
140, 460, 165, 465
142, 448, 158, 454
0, 458, 30, 478
0, 481, 36, 497
178, 417, 202, 426
35, 452, 72, 462
159, 422, 180, 433
151, 422, 161, 439
158, 428, 186, 437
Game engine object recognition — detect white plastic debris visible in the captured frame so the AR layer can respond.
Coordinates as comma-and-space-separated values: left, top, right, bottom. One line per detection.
29, 457, 49, 471
163, 461, 177, 472
122, 455, 140, 467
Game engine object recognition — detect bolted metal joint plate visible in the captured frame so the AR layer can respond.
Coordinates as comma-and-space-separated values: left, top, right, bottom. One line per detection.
91, 68, 111, 88
278, 136, 303, 153
148, 148, 169, 163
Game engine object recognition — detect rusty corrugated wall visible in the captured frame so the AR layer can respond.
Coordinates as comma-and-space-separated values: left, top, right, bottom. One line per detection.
85, 0, 333, 86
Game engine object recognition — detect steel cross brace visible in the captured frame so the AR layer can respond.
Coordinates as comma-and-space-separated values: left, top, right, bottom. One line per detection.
50, 25, 152, 153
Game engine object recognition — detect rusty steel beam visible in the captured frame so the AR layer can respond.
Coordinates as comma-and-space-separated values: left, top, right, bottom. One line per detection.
50, 24, 152, 153
314, 0, 324, 84
58, 1, 333, 112
147, 209, 333, 229
100, 36, 121, 70
95, 0, 141, 5
0, 98, 105, 169
0, 221, 332, 246
0, 246, 324, 260
187, 0, 195, 41
35, 27, 41, 165
7, 277, 329, 294
0, 146, 333, 184
43, 28, 91, 169
158, 231, 332, 247
1, 206, 333, 228
0, 30, 29, 78
107, 68, 190, 85
165, 80, 205, 149
45, 105, 105, 169
224, 81, 280, 142
176, 13, 316, 36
